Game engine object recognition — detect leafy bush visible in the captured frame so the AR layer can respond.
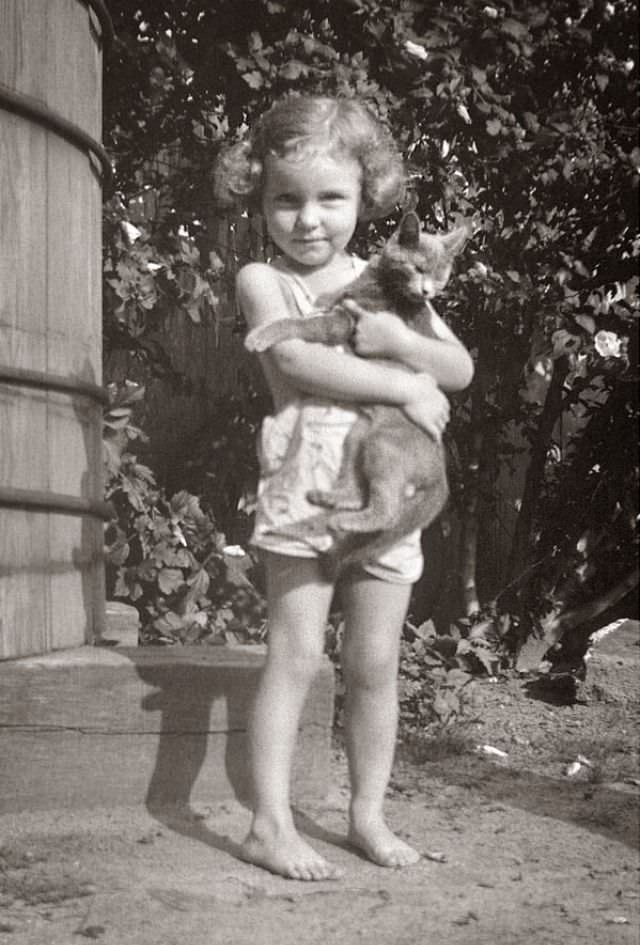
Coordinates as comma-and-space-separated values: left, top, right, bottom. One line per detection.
103, 382, 266, 644
158, 389, 269, 544
326, 611, 501, 734
398, 616, 501, 730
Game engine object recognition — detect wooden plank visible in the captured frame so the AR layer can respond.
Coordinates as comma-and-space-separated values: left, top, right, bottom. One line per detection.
0, 0, 49, 100
0, 115, 48, 365
43, 49, 103, 651
0, 91, 50, 659
0, 511, 50, 660
45, 0, 94, 137
0, 647, 335, 811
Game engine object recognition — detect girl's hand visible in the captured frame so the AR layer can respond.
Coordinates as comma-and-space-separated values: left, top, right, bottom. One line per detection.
343, 299, 411, 359
402, 374, 450, 442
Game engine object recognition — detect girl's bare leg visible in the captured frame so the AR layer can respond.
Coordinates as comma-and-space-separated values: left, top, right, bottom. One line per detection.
240, 553, 341, 881
341, 573, 420, 867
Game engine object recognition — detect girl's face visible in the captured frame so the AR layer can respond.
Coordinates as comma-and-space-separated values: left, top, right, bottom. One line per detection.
261, 150, 362, 270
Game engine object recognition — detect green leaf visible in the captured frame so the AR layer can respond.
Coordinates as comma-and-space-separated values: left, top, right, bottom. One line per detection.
153, 611, 185, 633
279, 60, 307, 80
472, 645, 498, 675
501, 18, 528, 40
413, 619, 437, 642
242, 70, 264, 89
575, 314, 596, 334
114, 570, 130, 599
433, 689, 458, 722
107, 538, 130, 567
551, 329, 581, 358
158, 568, 184, 595
187, 568, 211, 598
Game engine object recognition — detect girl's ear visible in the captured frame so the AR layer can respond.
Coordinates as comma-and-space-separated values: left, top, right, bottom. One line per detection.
397, 211, 421, 248
441, 222, 472, 256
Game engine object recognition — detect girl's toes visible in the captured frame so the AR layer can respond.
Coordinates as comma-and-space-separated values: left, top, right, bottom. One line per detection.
348, 819, 421, 869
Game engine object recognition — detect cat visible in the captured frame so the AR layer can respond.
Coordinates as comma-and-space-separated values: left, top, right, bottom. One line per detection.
245, 211, 470, 573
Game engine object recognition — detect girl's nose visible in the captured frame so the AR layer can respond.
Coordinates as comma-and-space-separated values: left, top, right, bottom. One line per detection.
296, 202, 320, 229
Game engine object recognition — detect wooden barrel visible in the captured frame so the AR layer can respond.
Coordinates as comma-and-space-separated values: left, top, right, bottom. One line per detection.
0, 0, 112, 659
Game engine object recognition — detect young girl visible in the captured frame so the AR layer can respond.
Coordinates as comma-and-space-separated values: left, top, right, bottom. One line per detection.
215, 95, 473, 882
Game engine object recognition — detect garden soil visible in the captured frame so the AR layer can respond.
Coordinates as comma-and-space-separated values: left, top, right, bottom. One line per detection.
1, 622, 638, 945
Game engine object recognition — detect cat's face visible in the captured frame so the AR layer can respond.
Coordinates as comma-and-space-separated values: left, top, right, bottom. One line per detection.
381, 213, 470, 304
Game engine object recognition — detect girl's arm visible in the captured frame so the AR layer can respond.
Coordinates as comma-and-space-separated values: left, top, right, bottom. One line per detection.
346, 300, 474, 392
236, 263, 447, 411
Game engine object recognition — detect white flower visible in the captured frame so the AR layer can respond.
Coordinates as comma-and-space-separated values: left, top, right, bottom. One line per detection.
594, 330, 622, 358
223, 544, 246, 557
404, 40, 429, 61
483, 5, 498, 18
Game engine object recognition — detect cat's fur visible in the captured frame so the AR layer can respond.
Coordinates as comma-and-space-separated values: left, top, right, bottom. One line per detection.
245, 212, 469, 573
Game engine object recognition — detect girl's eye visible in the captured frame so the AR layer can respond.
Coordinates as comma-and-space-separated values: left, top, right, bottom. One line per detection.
321, 193, 346, 202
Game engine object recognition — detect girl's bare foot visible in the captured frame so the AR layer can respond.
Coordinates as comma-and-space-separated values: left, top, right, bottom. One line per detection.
348, 815, 421, 868
239, 819, 343, 881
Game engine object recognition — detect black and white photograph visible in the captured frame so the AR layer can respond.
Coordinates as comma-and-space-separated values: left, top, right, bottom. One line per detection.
0, 1, 638, 942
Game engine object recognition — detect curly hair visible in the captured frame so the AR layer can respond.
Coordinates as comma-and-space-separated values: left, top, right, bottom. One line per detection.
214, 95, 406, 221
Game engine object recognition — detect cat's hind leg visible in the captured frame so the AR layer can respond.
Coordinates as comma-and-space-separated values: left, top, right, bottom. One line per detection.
328, 478, 406, 535
326, 430, 410, 534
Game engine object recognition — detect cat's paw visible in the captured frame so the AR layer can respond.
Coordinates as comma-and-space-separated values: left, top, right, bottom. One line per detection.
307, 489, 341, 509
307, 489, 364, 511
329, 510, 383, 534
244, 326, 272, 352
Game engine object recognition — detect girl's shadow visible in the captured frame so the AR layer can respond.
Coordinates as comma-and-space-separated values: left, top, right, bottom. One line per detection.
132, 650, 342, 860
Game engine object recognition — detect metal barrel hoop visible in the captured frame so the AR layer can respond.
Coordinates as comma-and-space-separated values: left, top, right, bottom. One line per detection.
0, 365, 109, 405
0, 367, 113, 521
0, 83, 114, 189
0, 488, 114, 522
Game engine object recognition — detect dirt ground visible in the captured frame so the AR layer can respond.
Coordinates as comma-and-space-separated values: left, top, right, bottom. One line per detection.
1, 622, 638, 945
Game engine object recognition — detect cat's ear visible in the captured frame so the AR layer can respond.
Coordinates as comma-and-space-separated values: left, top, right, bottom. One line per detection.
441, 222, 472, 256
397, 211, 421, 249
